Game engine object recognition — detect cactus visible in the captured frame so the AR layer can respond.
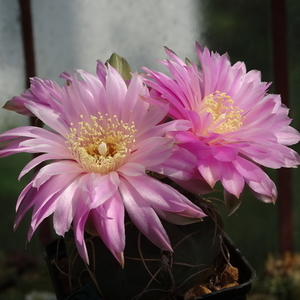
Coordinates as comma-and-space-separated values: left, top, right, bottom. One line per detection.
62, 194, 224, 300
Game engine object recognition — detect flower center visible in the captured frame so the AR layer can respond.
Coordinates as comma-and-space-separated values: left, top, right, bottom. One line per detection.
203, 91, 244, 134
66, 114, 136, 173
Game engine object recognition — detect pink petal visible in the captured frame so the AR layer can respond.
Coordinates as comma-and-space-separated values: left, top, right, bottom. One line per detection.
14, 182, 36, 229
105, 65, 127, 119
133, 101, 169, 137
246, 172, 277, 203
211, 146, 238, 162
119, 177, 172, 251
130, 137, 173, 167
232, 156, 265, 182
149, 146, 197, 181
198, 156, 222, 187
0, 126, 66, 144
53, 178, 81, 235
80, 172, 120, 209
24, 102, 69, 137
172, 177, 213, 195
124, 175, 205, 218
154, 209, 203, 225
0, 137, 31, 157
32, 161, 83, 188
122, 73, 149, 122
276, 126, 300, 145
117, 163, 145, 177
73, 206, 90, 263
90, 192, 125, 265
19, 153, 70, 180
220, 162, 245, 198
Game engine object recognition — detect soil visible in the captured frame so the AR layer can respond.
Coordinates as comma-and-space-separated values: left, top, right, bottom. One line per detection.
184, 265, 239, 299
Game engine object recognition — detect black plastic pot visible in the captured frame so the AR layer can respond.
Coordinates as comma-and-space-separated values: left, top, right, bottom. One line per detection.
44, 235, 255, 300
190, 236, 256, 300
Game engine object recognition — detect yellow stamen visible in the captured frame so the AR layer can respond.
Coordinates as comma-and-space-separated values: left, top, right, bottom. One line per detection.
202, 91, 244, 134
66, 114, 136, 173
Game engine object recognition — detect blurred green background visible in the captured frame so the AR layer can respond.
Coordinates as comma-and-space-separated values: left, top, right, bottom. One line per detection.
0, 0, 300, 299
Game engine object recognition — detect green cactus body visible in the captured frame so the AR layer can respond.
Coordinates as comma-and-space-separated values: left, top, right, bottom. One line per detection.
64, 199, 223, 300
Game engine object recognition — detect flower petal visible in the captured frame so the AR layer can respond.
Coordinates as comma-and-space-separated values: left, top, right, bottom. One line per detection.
220, 162, 245, 198
90, 192, 125, 265
127, 175, 205, 217
119, 177, 172, 251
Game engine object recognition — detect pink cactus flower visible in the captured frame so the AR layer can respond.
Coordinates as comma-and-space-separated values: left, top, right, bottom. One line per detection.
0, 61, 206, 265
3, 77, 57, 116
143, 43, 300, 213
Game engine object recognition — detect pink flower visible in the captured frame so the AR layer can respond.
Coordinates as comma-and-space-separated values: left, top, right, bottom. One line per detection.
143, 43, 300, 212
0, 61, 206, 265
3, 77, 60, 116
